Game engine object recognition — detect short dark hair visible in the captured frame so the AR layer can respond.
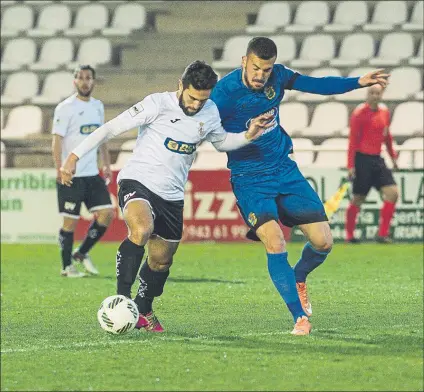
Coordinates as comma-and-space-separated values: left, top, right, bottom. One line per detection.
73, 64, 96, 79
181, 60, 218, 90
246, 37, 277, 60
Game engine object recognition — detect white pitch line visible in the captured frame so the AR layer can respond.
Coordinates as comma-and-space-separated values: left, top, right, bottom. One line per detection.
1, 331, 289, 354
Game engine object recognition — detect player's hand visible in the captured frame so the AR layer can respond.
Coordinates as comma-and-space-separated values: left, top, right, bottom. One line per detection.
348, 168, 356, 180
358, 69, 390, 88
60, 153, 78, 186
103, 166, 112, 186
245, 114, 276, 141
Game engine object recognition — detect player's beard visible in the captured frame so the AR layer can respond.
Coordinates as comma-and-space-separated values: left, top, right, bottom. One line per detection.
178, 94, 200, 117
243, 71, 265, 92
76, 86, 93, 98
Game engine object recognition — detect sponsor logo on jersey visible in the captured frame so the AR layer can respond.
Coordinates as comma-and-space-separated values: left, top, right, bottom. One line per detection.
129, 103, 144, 117
80, 124, 100, 134
264, 86, 276, 100
170, 118, 181, 123
164, 137, 197, 155
248, 212, 257, 227
245, 106, 279, 136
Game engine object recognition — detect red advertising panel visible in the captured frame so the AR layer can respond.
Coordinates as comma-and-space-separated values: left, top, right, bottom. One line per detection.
75, 170, 291, 242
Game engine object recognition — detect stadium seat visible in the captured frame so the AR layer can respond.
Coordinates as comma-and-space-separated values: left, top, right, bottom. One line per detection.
2, 1, 17, 5
291, 138, 314, 167
324, 1, 368, 32
363, 1, 407, 31
397, 138, 424, 169
67, 38, 112, 70
102, 3, 147, 36
383, 67, 422, 100
61, 1, 90, 5
212, 36, 252, 70
0, 38, 37, 72
1, 105, 43, 139
290, 35, 335, 68
0, 141, 6, 169
335, 67, 373, 102
191, 142, 228, 170
409, 38, 423, 66
330, 34, 375, 67
414, 90, 424, 100
245, 2, 291, 34
111, 140, 136, 170
270, 35, 297, 63
285, 1, 329, 33
390, 102, 424, 137
1, 72, 39, 105
32, 72, 74, 105
27, 4, 71, 37
23, 1, 53, 4
279, 102, 309, 135
313, 138, 348, 168
298, 102, 348, 137
1, 4, 34, 38
402, 1, 423, 31
29, 38, 74, 71
64, 4, 109, 36
296, 68, 342, 102
369, 32, 414, 66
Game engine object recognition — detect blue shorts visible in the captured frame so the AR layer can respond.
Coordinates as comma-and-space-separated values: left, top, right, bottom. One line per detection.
230, 159, 328, 233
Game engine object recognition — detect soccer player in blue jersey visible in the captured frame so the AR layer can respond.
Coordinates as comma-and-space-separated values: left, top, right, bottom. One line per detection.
210, 37, 389, 335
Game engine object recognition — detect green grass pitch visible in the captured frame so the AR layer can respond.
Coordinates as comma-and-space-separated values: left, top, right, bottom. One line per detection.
1, 243, 423, 391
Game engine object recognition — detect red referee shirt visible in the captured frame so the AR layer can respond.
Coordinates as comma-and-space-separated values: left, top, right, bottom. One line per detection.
347, 102, 397, 169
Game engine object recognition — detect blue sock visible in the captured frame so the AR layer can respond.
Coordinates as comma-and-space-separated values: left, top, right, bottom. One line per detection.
267, 252, 306, 321
294, 242, 331, 283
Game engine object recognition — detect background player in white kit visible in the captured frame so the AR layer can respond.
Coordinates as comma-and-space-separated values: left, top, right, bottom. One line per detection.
52, 65, 114, 278
60, 61, 273, 331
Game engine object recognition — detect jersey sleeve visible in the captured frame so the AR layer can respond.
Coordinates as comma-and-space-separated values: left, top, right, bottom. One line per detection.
210, 84, 233, 121
72, 94, 161, 159
52, 104, 71, 136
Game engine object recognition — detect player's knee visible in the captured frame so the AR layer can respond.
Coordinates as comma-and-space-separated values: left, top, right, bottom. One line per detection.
129, 225, 153, 246
312, 235, 333, 252
149, 257, 172, 272
97, 208, 114, 226
262, 233, 286, 253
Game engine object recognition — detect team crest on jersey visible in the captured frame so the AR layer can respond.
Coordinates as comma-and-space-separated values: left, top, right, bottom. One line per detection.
164, 137, 196, 155
198, 122, 206, 137
248, 212, 257, 227
264, 86, 276, 100
80, 124, 100, 134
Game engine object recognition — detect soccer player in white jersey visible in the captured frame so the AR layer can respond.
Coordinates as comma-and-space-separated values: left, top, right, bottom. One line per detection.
52, 65, 114, 278
60, 61, 274, 331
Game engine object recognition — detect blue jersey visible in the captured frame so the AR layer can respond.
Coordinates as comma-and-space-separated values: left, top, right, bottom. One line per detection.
210, 64, 360, 176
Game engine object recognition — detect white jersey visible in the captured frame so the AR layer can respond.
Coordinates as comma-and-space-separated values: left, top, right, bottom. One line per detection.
117, 92, 227, 200
52, 94, 104, 177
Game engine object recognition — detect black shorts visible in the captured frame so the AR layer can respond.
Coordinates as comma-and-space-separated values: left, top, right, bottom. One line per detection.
118, 179, 184, 242
353, 152, 396, 196
57, 174, 113, 219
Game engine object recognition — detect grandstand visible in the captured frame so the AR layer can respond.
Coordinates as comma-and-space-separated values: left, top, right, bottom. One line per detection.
1, 0, 423, 170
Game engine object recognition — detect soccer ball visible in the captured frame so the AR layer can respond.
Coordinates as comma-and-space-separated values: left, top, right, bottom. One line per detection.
97, 295, 139, 335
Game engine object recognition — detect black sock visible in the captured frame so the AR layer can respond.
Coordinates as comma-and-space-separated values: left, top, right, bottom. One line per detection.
116, 238, 145, 298
134, 259, 170, 314
59, 229, 74, 269
78, 220, 107, 255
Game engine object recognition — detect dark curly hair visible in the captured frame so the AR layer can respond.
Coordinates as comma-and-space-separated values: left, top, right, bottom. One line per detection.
181, 60, 218, 90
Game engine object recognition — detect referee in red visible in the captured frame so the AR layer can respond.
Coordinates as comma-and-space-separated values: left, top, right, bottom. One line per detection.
345, 84, 399, 244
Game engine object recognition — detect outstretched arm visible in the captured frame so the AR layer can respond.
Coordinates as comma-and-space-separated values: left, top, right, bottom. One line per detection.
288, 69, 390, 95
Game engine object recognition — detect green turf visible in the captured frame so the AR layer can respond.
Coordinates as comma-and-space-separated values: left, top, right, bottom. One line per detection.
1, 243, 423, 391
